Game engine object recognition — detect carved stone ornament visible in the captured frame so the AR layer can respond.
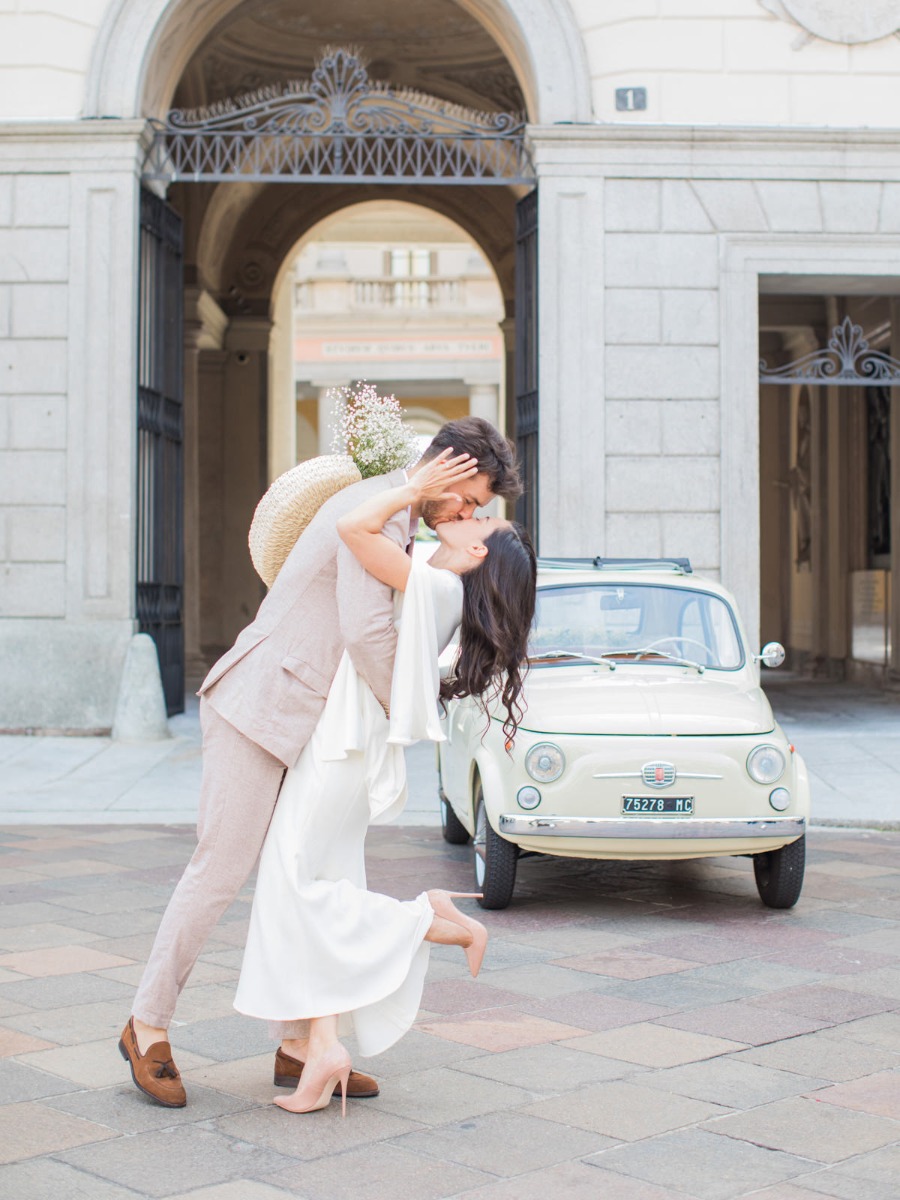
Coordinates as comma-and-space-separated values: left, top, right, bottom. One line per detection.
760, 0, 900, 45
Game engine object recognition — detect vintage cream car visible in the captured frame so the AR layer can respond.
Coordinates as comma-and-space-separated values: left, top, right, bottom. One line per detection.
437, 558, 809, 911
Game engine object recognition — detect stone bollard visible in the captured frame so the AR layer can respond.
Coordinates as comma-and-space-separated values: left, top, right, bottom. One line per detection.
112, 634, 170, 742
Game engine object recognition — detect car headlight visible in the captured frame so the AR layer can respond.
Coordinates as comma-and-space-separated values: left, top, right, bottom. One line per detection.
747, 744, 786, 785
525, 742, 565, 783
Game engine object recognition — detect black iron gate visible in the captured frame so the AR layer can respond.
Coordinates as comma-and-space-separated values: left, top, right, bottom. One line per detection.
514, 188, 539, 544
136, 188, 184, 715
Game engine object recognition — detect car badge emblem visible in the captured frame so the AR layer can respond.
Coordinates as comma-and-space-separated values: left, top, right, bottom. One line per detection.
642, 761, 675, 788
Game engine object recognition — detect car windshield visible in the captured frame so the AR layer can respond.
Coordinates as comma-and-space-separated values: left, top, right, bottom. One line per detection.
529, 583, 744, 670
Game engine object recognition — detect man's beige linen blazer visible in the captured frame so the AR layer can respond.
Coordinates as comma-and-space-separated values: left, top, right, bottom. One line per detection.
198, 469, 409, 768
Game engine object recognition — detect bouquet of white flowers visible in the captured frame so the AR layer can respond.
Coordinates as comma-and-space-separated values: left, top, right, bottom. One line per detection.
330, 382, 420, 478
249, 382, 418, 586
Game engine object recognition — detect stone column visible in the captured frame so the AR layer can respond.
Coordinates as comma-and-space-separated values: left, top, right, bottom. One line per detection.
220, 316, 271, 649
528, 158, 605, 556
467, 383, 500, 427
183, 288, 227, 684
268, 273, 297, 482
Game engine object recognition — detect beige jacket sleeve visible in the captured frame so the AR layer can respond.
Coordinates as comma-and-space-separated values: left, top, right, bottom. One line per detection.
335, 506, 409, 709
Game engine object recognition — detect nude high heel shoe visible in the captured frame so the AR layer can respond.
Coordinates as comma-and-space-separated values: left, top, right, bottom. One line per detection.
273, 1044, 352, 1118
428, 891, 488, 977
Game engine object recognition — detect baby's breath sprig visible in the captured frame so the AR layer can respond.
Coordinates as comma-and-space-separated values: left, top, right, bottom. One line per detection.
329, 382, 420, 479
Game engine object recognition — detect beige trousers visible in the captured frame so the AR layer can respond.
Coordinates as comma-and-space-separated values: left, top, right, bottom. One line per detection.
132, 698, 288, 1029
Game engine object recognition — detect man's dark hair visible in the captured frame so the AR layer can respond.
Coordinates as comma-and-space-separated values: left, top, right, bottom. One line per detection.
422, 417, 522, 502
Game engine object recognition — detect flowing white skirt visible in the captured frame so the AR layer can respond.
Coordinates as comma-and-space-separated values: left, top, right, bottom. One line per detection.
234, 561, 463, 1058
233, 664, 434, 1058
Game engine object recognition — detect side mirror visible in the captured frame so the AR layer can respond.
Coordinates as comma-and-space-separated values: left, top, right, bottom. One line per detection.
754, 641, 785, 669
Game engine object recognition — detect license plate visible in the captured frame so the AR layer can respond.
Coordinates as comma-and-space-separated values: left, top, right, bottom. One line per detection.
622, 796, 694, 815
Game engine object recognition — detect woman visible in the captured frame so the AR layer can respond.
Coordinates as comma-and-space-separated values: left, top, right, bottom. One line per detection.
234, 451, 536, 1116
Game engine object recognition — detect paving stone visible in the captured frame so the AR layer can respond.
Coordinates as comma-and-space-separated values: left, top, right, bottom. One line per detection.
522, 992, 672, 1033
682, 958, 823, 994
420, 979, 525, 1014
586, 1128, 812, 1199
746, 985, 896, 1023
798, 1144, 900, 1199
477, 962, 610, 999
737, 1031, 898, 1082
2, 1000, 134, 1047
473, 940, 559, 972
456, 1159, 682, 1199
215, 1101, 422, 1162
639, 1057, 828, 1108
639, 933, 761, 965
454, 1041, 636, 1091
0, 970, 133, 1010
656, 1000, 829, 1044
391, 1110, 610, 1176
0, 1026, 55, 1055
0, 1157, 146, 1199
168, 1015, 277, 1062
169, 1184, 296, 1200
563, 1023, 746, 1069
58, 1126, 300, 1197
550, 949, 696, 980
0, 1099, 116, 1163
0, 1059, 79, 1103
834, 1012, 900, 1051
263, 1141, 490, 1198
417, 1007, 588, 1052
46, 1080, 253, 1134
0, 921, 106, 952
369, 1063, 531, 1124
826, 968, 900, 1001
708, 1095, 900, 1163
0, 945, 136, 977
586, 972, 753, 1009
351, 1026, 485, 1079
522, 1078, 726, 1141
812, 1070, 900, 1120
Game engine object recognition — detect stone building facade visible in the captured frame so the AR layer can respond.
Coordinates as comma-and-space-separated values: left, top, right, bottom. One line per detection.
1, 1, 899, 731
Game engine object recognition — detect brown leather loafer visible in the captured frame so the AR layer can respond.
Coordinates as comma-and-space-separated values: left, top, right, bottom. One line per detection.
119, 1018, 186, 1108
273, 1046, 379, 1098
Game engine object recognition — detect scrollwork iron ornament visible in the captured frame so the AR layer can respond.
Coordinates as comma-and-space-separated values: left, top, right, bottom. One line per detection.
759, 317, 900, 387
144, 47, 533, 185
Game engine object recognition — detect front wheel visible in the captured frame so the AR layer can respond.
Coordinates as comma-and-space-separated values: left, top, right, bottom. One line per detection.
473, 778, 518, 909
753, 835, 805, 909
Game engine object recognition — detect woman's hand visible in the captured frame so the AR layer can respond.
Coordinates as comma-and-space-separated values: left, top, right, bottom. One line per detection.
409, 449, 479, 507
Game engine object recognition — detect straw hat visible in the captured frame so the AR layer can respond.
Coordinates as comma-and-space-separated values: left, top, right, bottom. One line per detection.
248, 454, 362, 587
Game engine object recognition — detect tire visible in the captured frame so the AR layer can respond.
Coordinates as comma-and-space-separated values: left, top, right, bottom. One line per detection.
472, 777, 518, 909
440, 794, 470, 845
753, 835, 805, 909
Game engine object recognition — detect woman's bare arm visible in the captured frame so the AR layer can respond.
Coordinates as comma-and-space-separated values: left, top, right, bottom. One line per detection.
336, 451, 477, 591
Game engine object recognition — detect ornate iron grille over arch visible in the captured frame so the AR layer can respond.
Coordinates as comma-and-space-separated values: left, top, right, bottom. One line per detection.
143, 48, 534, 186
759, 316, 900, 387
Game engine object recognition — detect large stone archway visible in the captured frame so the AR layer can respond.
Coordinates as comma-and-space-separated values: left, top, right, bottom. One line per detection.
85, 0, 592, 126
183, 181, 516, 663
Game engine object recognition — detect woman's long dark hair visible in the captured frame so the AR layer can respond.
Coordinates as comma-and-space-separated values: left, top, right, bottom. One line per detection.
439, 522, 537, 744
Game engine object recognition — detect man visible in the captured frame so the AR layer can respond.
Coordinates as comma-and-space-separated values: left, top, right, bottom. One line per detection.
120, 417, 521, 1107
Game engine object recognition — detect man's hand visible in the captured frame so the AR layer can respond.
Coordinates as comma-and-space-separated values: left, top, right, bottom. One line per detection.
409, 449, 479, 510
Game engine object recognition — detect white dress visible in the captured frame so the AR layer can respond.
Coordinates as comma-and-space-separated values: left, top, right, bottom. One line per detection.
234, 559, 463, 1058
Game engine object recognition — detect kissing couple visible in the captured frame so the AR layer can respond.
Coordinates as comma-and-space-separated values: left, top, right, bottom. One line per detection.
119, 417, 536, 1115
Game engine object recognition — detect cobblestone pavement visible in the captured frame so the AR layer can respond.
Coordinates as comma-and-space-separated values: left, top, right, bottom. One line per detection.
0, 823, 898, 1199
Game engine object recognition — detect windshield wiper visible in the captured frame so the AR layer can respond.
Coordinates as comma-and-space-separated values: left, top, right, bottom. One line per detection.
631, 648, 705, 673
528, 650, 616, 671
